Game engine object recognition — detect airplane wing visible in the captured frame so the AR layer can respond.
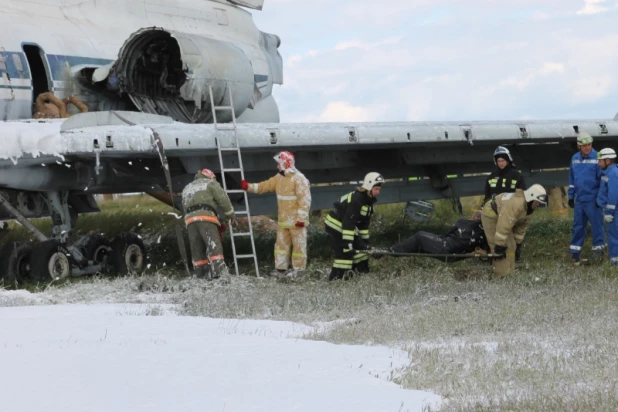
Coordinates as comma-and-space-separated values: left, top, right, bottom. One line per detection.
0, 111, 615, 215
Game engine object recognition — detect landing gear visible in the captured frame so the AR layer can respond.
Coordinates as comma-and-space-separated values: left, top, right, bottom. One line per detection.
0, 190, 148, 284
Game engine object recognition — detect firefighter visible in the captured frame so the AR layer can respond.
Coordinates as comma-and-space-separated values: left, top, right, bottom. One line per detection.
568, 132, 606, 263
481, 184, 547, 276
241, 151, 311, 277
597, 148, 618, 265
482, 146, 526, 206
375, 211, 488, 262
182, 168, 235, 280
324, 172, 384, 281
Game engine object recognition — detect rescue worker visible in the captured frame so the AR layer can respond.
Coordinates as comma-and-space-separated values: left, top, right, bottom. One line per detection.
597, 148, 618, 265
568, 132, 606, 263
241, 151, 311, 277
482, 146, 526, 206
375, 211, 488, 262
182, 168, 235, 280
481, 184, 547, 276
324, 172, 384, 281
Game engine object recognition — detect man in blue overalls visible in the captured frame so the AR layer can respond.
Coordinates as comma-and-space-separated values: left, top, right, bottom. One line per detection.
597, 148, 618, 265
568, 132, 606, 263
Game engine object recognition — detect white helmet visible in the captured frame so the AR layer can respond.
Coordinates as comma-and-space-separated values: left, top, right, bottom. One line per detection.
598, 148, 617, 160
362, 172, 384, 191
493, 146, 513, 164
524, 184, 548, 205
577, 132, 593, 145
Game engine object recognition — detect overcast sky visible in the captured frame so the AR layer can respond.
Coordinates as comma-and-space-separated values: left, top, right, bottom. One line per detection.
252, 0, 618, 123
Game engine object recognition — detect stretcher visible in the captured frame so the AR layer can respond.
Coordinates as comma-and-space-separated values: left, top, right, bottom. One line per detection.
355, 249, 504, 261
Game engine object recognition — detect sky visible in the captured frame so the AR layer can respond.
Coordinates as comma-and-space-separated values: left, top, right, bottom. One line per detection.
252, 0, 618, 123
0, 300, 441, 412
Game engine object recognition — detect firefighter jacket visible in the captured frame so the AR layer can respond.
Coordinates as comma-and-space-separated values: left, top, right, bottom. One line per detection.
182, 173, 234, 226
444, 218, 488, 253
603, 165, 618, 217
569, 149, 601, 203
247, 169, 311, 227
483, 164, 526, 203
325, 189, 377, 243
487, 190, 529, 247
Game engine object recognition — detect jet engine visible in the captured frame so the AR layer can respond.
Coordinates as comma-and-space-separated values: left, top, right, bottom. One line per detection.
112, 28, 257, 124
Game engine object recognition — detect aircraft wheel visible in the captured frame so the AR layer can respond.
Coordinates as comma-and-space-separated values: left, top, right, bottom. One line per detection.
111, 232, 146, 275
30, 240, 72, 281
0, 241, 34, 285
82, 234, 112, 264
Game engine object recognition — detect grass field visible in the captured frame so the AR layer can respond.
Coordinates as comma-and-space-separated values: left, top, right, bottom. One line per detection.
1, 194, 617, 411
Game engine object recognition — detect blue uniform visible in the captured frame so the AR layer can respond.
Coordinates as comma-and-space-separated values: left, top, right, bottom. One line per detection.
603, 165, 618, 265
568, 149, 605, 259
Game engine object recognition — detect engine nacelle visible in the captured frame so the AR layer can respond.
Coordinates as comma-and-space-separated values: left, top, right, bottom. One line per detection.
113, 28, 256, 124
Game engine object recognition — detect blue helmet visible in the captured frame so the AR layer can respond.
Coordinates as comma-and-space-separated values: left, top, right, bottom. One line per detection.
493, 146, 513, 164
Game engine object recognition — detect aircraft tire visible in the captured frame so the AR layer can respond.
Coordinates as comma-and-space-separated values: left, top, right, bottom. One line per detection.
81, 234, 112, 265
30, 240, 72, 281
0, 241, 33, 285
110, 232, 146, 275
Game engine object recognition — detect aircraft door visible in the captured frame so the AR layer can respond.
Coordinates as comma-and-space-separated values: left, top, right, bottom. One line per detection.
22, 44, 52, 117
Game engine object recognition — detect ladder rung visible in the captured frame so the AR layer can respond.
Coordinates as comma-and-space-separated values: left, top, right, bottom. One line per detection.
222, 168, 242, 173
214, 106, 233, 110
220, 147, 240, 152
226, 190, 246, 194
232, 232, 252, 237
236, 254, 256, 259
215, 124, 236, 130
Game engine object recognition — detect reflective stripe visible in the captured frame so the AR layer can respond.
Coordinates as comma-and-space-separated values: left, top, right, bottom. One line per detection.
607, 205, 616, 210
333, 259, 353, 269
569, 185, 575, 188
353, 253, 369, 263
250, 183, 259, 192
292, 252, 305, 258
611, 257, 618, 262
592, 245, 606, 251
275, 249, 290, 255
570, 245, 582, 251
342, 230, 355, 241
572, 159, 598, 164
278, 222, 296, 228
602, 176, 609, 182
209, 255, 224, 262
514, 234, 524, 242
185, 215, 220, 225
325, 217, 343, 232
277, 195, 298, 201
193, 259, 210, 267
360, 205, 370, 216
495, 232, 508, 240
224, 208, 235, 216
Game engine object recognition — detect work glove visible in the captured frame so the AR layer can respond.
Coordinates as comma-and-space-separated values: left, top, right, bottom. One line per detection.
493, 245, 507, 260
604, 214, 614, 223
568, 199, 575, 209
295, 221, 305, 228
515, 243, 522, 262
241, 180, 249, 191
218, 224, 227, 234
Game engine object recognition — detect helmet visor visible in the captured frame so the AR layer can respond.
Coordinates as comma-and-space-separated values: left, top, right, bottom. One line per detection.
537, 194, 548, 204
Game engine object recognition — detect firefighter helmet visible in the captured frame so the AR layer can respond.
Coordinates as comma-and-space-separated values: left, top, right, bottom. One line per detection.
274, 151, 295, 170
524, 184, 548, 205
577, 132, 593, 145
493, 146, 513, 164
362, 172, 384, 191
200, 168, 216, 180
598, 148, 617, 160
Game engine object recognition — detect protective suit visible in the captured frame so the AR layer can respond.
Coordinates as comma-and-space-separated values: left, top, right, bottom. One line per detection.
481, 186, 546, 276
387, 218, 488, 262
182, 169, 235, 279
325, 172, 384, 280
483, 146, 526, 205
597, 148, 618, 265
243, 152, 311, 275
568, 135, 605, 261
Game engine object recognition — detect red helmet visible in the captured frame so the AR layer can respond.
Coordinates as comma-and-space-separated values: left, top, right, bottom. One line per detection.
200, 168, 216, 180
274, 151, 295, 170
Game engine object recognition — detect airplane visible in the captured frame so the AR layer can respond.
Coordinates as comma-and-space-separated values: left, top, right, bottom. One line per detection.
0, 0, 616, 283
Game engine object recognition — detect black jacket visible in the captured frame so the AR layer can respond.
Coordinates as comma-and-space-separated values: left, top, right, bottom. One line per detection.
484, 165, 526, 203
325, 189, 376, 243
444, 218, 488, 253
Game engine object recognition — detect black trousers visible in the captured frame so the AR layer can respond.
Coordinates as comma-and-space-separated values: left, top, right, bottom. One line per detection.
325, 226, 369, 280
391, 232, 467, 262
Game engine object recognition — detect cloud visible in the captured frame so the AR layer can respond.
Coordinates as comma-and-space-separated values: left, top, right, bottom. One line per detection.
576, 0, 609, 14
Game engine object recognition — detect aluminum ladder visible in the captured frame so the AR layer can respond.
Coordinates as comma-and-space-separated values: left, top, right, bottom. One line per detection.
208, 85, 260, 277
